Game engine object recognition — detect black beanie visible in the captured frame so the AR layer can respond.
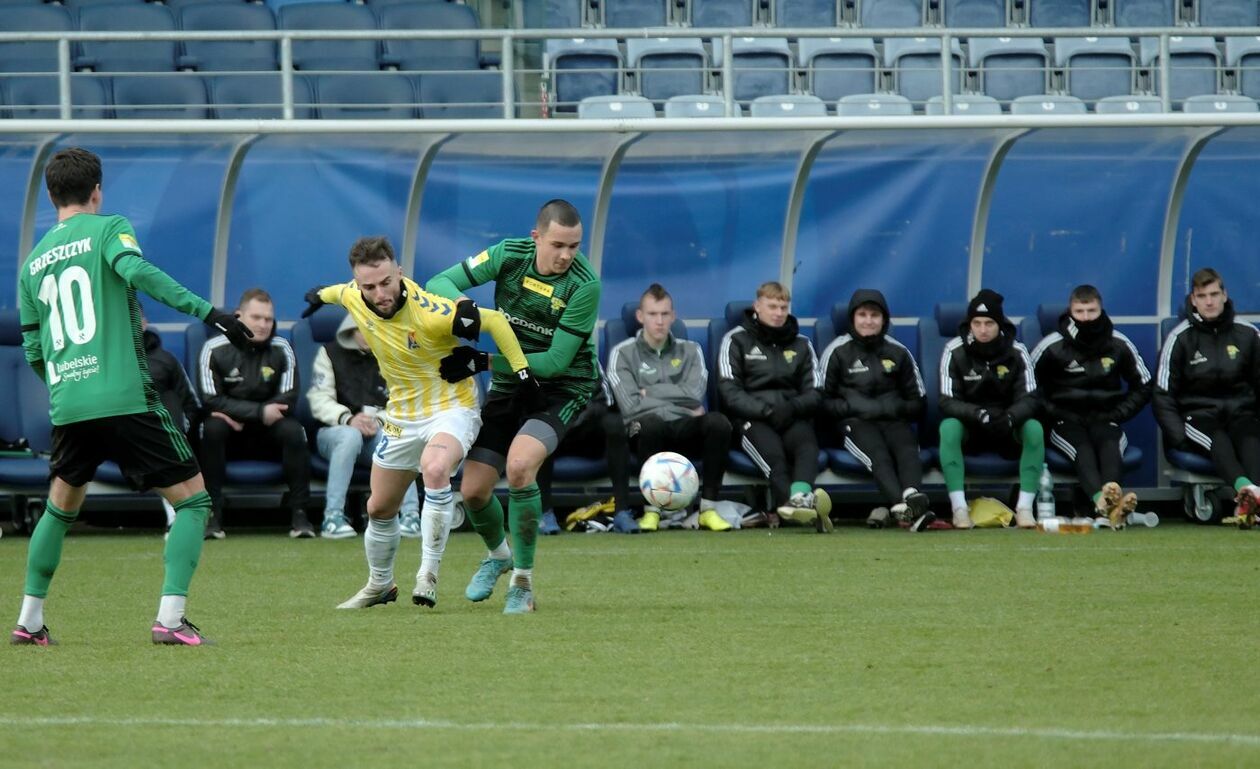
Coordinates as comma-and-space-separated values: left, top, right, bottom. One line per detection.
966, 288, 1006, 324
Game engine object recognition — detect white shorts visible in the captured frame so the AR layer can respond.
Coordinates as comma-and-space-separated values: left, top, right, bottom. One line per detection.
372, 407, 482, 473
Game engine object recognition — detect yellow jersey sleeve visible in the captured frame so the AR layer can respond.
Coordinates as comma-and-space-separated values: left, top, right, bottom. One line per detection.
318, 283, 350, 306
479, 308, 529, 373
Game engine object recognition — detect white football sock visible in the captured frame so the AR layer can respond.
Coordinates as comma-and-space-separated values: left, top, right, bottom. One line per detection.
157, 595, 186, 628
420, 485, 453, 579
488, 539, 511, 560
511, 568, 532, 588
948, 491, 967, 512
1017, 490, 1036, 511
18, 595, 44, 632
161, 498, 177, 527
365, 515, 400, 588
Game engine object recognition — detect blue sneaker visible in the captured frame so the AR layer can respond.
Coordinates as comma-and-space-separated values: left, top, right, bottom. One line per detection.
612, 510, 640, 534
539, 510, 561, 536
503, 584, 535, 614
464, 556, 512, 602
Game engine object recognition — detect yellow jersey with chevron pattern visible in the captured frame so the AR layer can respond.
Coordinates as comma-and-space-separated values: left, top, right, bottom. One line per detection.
317, 278, 478, 421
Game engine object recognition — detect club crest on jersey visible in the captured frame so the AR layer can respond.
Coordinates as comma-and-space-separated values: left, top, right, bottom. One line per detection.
1227, 344, 1240, 360
522, 276, 554, 298
407, 331, 420, 350
671, 358, 682, 368
882, 359, 895, 373
995, 365, 1010, 379
784, 350, 797, 362
1100, 356, 1115, 372
261, 366, 275, 382
550, 296, 567, 313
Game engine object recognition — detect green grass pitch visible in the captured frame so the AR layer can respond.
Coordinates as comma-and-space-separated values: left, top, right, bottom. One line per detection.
2, 523, 1258, 768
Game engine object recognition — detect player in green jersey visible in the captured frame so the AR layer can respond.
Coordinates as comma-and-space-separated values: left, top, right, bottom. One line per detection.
426, 199, 601, 614
10, 147, 252, 647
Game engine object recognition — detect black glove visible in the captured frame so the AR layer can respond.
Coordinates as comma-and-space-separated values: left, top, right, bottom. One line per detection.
301, 287, 326, 319
204, 308, 254, 349
769, 402, 795, 431
451, 298, 481, 341
513, 368, 547, 414
438, 345, 489, 383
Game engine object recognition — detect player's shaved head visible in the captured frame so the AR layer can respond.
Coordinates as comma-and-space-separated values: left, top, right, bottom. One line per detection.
348, 236, 395, 269
46, 147, 102, 208
536, 199, 581, 234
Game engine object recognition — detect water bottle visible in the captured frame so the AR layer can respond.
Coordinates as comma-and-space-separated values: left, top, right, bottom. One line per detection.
1036, 463, 1056, 522
1037, 516, 1092, 534
1126, 510, 1159, 528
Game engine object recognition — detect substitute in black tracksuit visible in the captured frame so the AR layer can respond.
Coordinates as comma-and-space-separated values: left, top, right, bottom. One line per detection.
1154, 268, 1260, 515
818, 289, 931, 526
1031, 285, 1151, 518
718, 282, 823, 524
196, 288, 310, 538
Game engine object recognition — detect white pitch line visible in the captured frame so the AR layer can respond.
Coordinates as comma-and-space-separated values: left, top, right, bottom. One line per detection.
0, 715, 1257, 747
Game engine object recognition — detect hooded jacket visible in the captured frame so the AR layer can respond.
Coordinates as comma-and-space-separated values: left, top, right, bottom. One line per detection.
308, 314, 389, 427
939, 311, 1038, 426
1153, 297, 1260, 447
1030, 310, 1152, 425
144, 328, 202, 432
606, 329, 706, 424
818, 289, 925, 422
718, 307, 821, 422
197, 320, 298, 424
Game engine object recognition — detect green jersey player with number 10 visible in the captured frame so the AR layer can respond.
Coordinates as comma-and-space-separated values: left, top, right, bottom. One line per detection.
426, 199, 601, 614
11, 147, 253, 648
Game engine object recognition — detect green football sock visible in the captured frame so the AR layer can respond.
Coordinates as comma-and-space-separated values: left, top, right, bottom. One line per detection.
24, 500, 78, 599
508, 484, 541, 570
468, 495, 506, 552
789, 481, 812, 498
1018, 419, 1045, 493
162, 491, 211, 597
938, 418, 967, 493
1235, 476, 1254, 493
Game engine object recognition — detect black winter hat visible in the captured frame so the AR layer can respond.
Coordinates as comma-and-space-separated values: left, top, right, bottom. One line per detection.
966, 288, 1006, 324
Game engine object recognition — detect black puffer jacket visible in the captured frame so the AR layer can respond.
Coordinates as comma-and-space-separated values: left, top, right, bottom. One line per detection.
818, 289, 925, 422
1031, 311, 1152, 425
144, 329, 202, 432
717, 308, 821, 421
1153, 297, 1260, 447
939, 316, 1038, 426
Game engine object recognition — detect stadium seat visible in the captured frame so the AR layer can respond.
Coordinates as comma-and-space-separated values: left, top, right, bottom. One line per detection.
210, 73, 315, 119
860, 0, 924, 26
1201, 0, 1260, 25
626, 37, 708, 105
1, 74, 110, 119
663, 92, 735, 116
418, 70, 505, 118
798, 37, 879, 103
1009, 93, 1088, 113
1056, 37, 1136, 101
112, 74, 210, 119
0, 310, 51, 490
1093, 93, 1165, 112
77, 4, 178, 73
924, 93, 1003, 113
577, 93, 657, 118
164, 0, 248, 8
944, 0, 1007, 26
836, 92, 914, 114
884, 37, 964, 105
1028, 0, 1090, 25
317, 73, 417, 119
266, 0, 342, 10
180, 3, 278, 73
0, 4, 73, 73
280, 3, 380, 72
604, 302, 689, 350
603, 0, 670, 27
773, 0, 841, 26
516, 0, 586, 28
1140, 36, 1221, 104
1182, 92, 1259, 111
60, 0, 146, 12
1226, 35, 1260, 100
544, 37, 622, 112
969, 37, 1050, 102
691, 0, 758, 26
749, 93, 828, 116
379, 3, 482, 73
289, 309, 369, 482
710, 37, 793, 104
1113, 0, 1175, 25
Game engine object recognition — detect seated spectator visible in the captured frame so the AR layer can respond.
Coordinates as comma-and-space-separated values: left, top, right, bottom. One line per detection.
818, 289, 932, 530
536, 385, 634, 534
143, 308, 204, 537
608, 283, 732, 532
938, 289, 1043, 529
1032, 285, 1151, 527
1154, 268, 1260, 527
718, 281, 830, 532
308, 314, 420, 540
197, 288, 312, 539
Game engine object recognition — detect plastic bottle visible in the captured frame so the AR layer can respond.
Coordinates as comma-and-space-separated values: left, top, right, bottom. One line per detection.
1036, 516, 1092, 534
1036, 463, 1056, 522
1126, 510, 1159, 528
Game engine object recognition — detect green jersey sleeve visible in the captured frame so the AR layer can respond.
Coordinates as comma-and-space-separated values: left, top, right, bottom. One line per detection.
105, 218, 212, 321
17, 271, 44, 378
556, 280, 600, 338
425, 240, 509, 299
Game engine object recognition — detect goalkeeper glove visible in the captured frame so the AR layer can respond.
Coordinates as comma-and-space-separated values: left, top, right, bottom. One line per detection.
514, 368, 547, 415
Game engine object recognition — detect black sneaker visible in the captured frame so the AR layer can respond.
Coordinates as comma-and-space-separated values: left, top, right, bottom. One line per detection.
11, 624, 55, 646
290, 510, 316, 539
909, 510, 937, 533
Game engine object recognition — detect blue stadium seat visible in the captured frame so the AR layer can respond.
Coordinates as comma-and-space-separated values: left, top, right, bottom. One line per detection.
1226, 35, 1260, 100
1140, 36, 1220, 104
944, 0, 1006, 26
924, 93, 1003, 113
290, 309, 369, 482
798, 37, 878, 103
1009, 93, 1088, 113
266, 0, 342, 10
280, 3, 380, 72
663, 92, 733, 116
544, 37, 622, 111
517, 0, 586, 28
1114, 0, 1175, 25
1056, 37, 1136, 101
210, 73, 316, 118
773, 0, 840, 26
112, 74, 210, 119
1201, 0, 1260, 25
604, 0, 670, 27
418, 70, 505, 118
969, 37, 1049, 102
379, 2, 482, 72
164, 0, 251, 8
0, 4, 73, 73
577, 93, 656, 118
180, 3, 278, 73
60, 0, 146, 12
836, 92, 914, 114
77, 4, 178, 73
1155, 315, 1226, 502
1, 74, 110, 119
1093, 93, 1164, 112
691, 0, 758, 26
749, 93, 828, 116
317, 73, 417, 119
710, 37, 793, 104
884, 37, 964, 105
626, 37, 708, 104
1029, 0, 1090, 25
1182, 92, 1259, 111
0, 310, 51, 490
860, 0, 924, 26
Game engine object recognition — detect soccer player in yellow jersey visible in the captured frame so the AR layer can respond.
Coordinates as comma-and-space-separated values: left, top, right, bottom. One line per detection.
301, 236, 541, 610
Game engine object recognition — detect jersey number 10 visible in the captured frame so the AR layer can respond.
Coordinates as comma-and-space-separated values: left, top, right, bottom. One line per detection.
37, 265, 97, 354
